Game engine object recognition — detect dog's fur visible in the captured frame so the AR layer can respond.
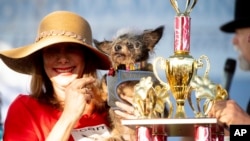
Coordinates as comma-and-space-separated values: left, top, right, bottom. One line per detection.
84, 76, 109, 114
94, 26, 164, 141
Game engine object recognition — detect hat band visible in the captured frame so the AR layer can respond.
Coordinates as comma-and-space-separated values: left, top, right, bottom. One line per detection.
35, 30, 86, 42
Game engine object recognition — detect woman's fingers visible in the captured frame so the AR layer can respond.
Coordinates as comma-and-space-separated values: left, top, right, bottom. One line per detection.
78, 87, 93, 103
120, 94, 133, 104
114, 110, 137, 120
115, 101, 137, 119
64, 77, 96, 115
75, 77, 96, 89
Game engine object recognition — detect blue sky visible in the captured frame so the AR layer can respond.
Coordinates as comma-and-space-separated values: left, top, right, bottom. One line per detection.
0, 0, 250, 140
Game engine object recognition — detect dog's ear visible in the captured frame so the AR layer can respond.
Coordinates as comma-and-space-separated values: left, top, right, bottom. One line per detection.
142, 25, 164, 50
93, 39, 112, 55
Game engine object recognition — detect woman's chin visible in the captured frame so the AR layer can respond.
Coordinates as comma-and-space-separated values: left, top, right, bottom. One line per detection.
52, 75, 78, 87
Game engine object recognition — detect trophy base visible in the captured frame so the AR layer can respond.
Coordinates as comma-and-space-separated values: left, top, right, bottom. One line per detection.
122, 118, 217, 136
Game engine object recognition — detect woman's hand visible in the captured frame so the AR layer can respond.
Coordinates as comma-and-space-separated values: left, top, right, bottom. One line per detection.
46, 76, 96, 141
64, 76, 96, 119
208, 100, 250, 127
114, 95, 137, 120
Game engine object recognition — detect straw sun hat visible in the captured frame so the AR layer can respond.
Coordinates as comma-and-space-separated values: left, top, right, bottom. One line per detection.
0, 11, 111, 74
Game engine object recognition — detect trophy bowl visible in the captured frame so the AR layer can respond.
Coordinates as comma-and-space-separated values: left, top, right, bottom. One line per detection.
153, 52, 203, 118
166, 53, 197, 118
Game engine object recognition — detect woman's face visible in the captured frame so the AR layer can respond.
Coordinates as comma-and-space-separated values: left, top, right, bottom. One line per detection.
43, 44, 85, 87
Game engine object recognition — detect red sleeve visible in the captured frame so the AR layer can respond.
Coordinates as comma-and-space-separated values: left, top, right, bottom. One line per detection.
4, 94, 110, 141
3, 95, 39, 141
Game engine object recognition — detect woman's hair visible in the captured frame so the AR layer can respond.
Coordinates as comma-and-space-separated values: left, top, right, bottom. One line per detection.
29, 44, 100, 109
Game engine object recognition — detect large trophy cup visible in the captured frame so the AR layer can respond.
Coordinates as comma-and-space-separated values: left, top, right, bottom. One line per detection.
153, 0, 210, 119
152, 0, 228, 140
122, 0, 228, 141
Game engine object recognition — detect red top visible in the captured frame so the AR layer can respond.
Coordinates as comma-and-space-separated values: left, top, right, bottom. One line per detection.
3, 94, 110, 141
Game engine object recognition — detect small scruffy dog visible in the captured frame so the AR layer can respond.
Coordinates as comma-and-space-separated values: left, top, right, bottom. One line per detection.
94, 25, 164, 141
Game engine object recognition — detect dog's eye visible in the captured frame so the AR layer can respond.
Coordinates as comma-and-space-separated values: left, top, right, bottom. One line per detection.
134, 42, 141, 49
126, 42, 134, 49
134, 41, 141, 49
114, 45, 122, 51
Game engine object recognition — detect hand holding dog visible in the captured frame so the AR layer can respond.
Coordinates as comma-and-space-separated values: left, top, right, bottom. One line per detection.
114, 95, 137, 120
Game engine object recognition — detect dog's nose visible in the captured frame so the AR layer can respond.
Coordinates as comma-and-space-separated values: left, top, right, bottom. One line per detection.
115, 45, 122, 51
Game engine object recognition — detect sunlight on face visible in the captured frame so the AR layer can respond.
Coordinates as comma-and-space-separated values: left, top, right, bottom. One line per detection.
42, 43, 85, 87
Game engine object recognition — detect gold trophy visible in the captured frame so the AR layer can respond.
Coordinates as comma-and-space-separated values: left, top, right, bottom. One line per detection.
152, 0, 228, 140
123, 0, 228, 140
153, 0, 211, 118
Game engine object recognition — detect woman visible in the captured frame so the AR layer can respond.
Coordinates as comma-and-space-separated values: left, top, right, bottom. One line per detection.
0, 11, 112, 141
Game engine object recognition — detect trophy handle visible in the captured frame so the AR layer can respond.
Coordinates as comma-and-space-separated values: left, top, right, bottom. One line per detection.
187, 88, 197, 115
185, 0, 198, 15
189, 55, 211, 117
165, 96, 173, 118
196, 55, 210, 78
170, 0, 180, 14
153, 57, 173, 118
170, 0, 198, 15
152, 57, 170, 90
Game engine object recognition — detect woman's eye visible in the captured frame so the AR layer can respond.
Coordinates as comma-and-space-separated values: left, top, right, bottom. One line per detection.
43, 48, 57, 54
66, 46, 82, 53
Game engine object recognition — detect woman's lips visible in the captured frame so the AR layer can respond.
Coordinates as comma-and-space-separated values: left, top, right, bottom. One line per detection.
54, 67, 75, 74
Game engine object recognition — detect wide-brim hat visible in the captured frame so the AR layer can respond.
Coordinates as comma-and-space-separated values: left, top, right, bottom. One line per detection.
0, 11, 111, 74
220, 0, 250, 33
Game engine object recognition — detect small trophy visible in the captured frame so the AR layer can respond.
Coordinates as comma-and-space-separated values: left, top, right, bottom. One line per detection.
133, 76, 170, 141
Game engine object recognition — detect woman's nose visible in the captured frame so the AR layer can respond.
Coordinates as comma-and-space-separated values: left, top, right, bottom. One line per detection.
57, 52, 69, 64
58, 57, 69, 64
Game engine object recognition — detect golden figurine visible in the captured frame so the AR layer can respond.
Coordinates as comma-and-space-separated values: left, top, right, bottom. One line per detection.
133, 76, 172, 118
